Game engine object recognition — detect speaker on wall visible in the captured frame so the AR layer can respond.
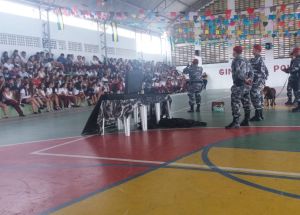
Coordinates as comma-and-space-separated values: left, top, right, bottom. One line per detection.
265, 43, 272, 50
195, 50, 200, 56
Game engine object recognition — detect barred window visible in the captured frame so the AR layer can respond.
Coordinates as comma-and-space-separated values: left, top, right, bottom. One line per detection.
274, 36, 300, 59
235, 39, 266, 59
57, 40, 66, 50
68, 41, 82, 52
84, 44, 100, 53
171, 44, 195, 66
235, 0, 264, 12
236, 12, 263, 36
42, 39, 57, 49
200, 0, 228, 15
201, 42, 229, 64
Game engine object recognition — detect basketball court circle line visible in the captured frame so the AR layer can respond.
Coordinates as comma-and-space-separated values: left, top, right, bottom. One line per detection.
201, 134, 300, 199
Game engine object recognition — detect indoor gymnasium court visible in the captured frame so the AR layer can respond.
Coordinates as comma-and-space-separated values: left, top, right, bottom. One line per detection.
1, 0, 300, 214
1, 91, 300, 215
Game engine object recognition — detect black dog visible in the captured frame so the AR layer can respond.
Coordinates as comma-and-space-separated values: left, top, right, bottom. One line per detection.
263, 86, 276, 107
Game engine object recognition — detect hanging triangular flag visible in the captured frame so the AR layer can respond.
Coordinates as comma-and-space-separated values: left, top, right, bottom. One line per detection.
280, 4, 286, 12
268, 15, 276, 20
205, 10, 212, 17
278, 21, 285, 27
225, 9, 232, 19
170, 12, 177, 17
247, 8, 255, 15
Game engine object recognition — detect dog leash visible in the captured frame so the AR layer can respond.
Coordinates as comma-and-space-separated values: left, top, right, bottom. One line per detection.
275, 78, 288, 98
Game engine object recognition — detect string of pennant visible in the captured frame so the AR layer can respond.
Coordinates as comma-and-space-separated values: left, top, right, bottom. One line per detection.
51, 2, 300, 23
50, 2, 300, 44
171, 3, 300, 44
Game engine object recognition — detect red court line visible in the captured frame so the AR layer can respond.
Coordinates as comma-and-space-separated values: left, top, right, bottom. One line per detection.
1, 127, 300, 215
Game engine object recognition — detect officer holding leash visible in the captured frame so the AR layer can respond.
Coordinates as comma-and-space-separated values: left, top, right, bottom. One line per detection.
183, 59, 203, 113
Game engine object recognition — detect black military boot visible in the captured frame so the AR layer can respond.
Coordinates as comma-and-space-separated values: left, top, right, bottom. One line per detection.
196, 104, 200, 112
240, 111, 250, 127
285, 100, 293, 105
292, 103, 300, 112
259, 109, 264, 120
250, 110, 262, 121
187, 105, 194, 113
225, 118, 240, 129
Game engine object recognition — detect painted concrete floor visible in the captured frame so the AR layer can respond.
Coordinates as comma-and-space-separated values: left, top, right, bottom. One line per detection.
1, 89, 300, 215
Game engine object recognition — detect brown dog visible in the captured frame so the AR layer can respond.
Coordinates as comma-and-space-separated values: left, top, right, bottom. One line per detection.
263, 86, 276, 107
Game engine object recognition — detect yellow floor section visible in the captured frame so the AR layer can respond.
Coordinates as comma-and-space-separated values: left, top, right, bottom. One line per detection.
177, 148, 300, 173
52, 148, 300, 215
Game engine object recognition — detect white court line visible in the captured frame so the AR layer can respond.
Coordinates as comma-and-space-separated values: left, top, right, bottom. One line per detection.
172, 163, 300, 178
31, 151, 300, 178
0, 135, 83, 148
31, 136, 93, 154
33, 152, 164, 164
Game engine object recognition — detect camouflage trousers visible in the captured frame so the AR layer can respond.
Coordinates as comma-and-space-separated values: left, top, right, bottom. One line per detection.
250, 79, 265, 110
287, 76, 298, 102
296, 76, 300, 103
231, 85, 251, 120
188, 83, 203, 106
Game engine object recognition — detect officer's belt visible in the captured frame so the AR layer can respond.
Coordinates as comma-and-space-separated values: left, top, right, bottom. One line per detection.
190, 80, 203, 84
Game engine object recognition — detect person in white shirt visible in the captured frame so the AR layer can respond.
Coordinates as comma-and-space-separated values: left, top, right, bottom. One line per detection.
37, 84, 52, 112
20, 83, 41, 114
3, 59, 14, 71
45, 82, 60, 110
57, 83, 70, 108
20, 51, 28, 65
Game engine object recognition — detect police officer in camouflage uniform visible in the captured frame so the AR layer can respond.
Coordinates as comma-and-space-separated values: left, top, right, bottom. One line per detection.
290, 47, 300, 112
249, 45, 269, 121
285, 50, 297, 105
183, 59, 203, 113
226, 46, 253, 129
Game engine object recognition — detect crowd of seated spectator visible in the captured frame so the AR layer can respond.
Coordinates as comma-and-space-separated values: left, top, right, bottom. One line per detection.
0, 49, 187, 119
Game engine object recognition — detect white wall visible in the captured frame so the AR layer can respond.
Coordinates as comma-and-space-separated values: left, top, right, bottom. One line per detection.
0, 9, 166, 62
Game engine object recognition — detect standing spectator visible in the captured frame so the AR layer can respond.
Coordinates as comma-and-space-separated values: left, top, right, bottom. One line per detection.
1, 51, 9, 64
202, 72, 208, 90
20, 51, 28, 65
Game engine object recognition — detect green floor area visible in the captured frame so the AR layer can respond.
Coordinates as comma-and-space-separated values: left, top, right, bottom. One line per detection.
217, 131, 300, 152
0, 89, 299, 146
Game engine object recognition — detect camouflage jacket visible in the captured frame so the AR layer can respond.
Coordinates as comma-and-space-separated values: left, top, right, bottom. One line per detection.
250, 55, 269, 81
183, 65, 203, 83
231, 56, 253, 86
289, 56, 300, 77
